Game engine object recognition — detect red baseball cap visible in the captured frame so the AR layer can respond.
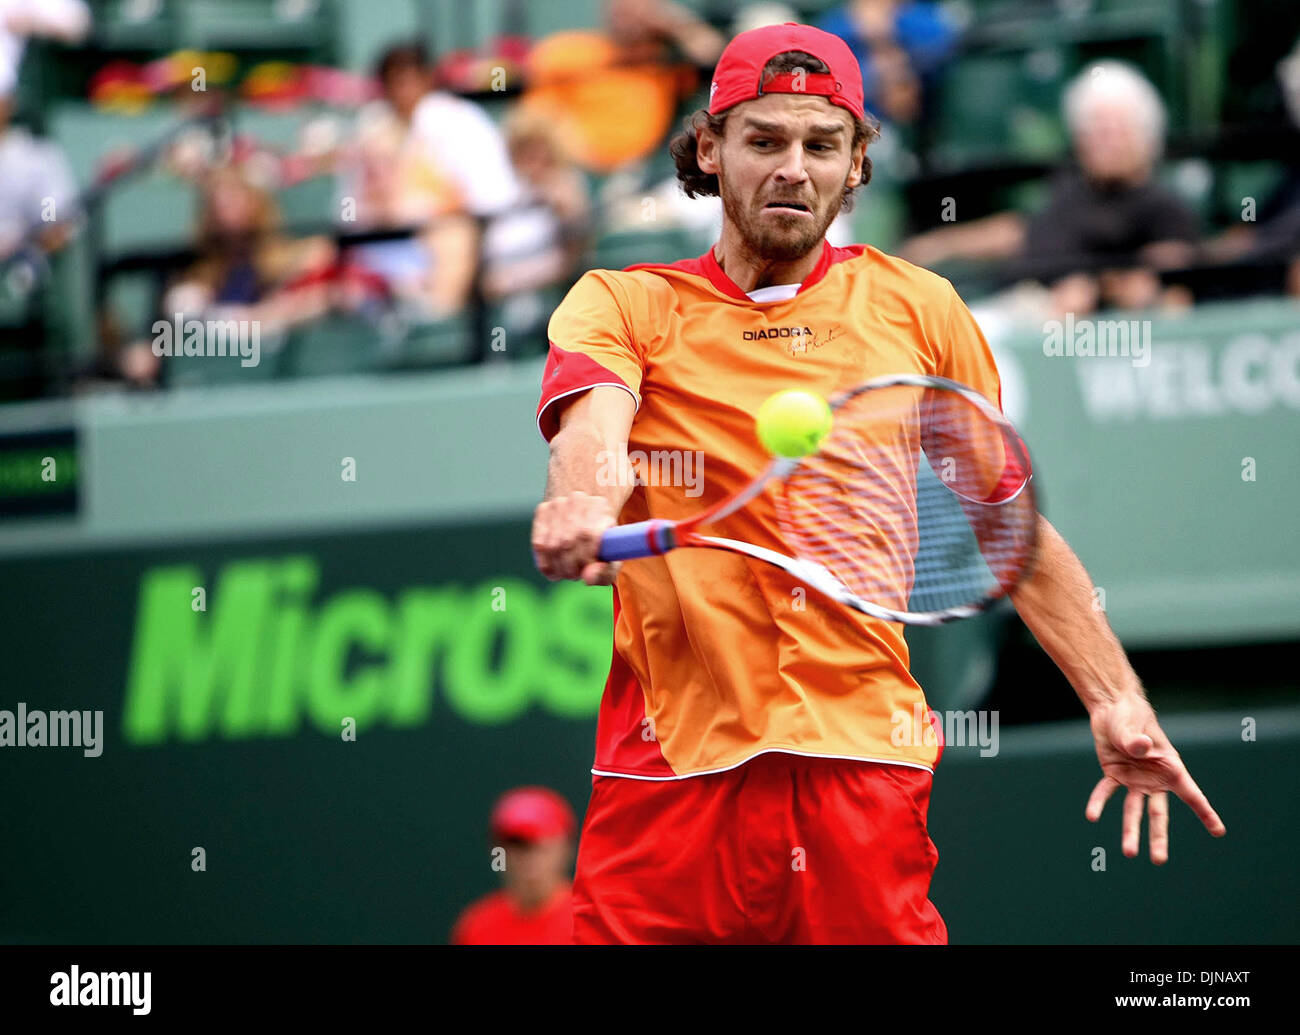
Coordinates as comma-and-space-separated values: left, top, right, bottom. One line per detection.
490, 787, 576, 843
708, 22, 865, 122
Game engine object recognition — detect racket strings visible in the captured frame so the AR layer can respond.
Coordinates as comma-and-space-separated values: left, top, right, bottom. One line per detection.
776, 384, 1036, 617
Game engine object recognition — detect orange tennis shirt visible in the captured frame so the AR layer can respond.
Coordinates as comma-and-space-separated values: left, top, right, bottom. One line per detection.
536, 240, 1005, 780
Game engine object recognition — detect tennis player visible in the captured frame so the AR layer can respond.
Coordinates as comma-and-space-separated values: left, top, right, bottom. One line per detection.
530, 22, 1225, 944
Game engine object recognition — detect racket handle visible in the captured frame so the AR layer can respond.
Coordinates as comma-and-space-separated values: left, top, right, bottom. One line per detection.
598, 519, 675, 561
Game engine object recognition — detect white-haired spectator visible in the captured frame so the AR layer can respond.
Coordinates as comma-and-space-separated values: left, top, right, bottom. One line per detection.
901, 60, 1199, 315
1063, 60, 1167, 173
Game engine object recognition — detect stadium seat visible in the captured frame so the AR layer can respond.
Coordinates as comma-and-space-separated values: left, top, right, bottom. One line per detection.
1160, 157, 1216, 227
164, 343, 282, 387
42, 237, 99, 371
475, 0, 602, 43
105, 271, 162, 341
384, 314, 474, 369
177, 0, 335, 56
279, 314, 384, 377
854, 172, 906, 251
229, 106, 316, 153
101, 172, 198, 257
1088, 0, 1179, 30
92, 0, 176, 50
276, 176, 337, 230
46, 103, 200, 260
485, 285, 567, 360
46, 102, 180, 189
587, 227, 701, 273
930, 51, 1067, 168
1214, 160, 1287, 226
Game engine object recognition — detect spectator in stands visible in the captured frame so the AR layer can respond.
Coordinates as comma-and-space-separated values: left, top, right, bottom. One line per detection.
0, 89, 80, 262
96, 165, 336, 387
169, 165, 333, 319
1203, 36, 1300, 297
732, 1, 799, 37
901, 61, 1199, 316
815, 0, 958, 128
480, 107, 593, 319
516, 0, 725, 177
607, 0, 726, 69
450, 787, 576, 945
336, 41, 524, 319
0, 0, 90, 99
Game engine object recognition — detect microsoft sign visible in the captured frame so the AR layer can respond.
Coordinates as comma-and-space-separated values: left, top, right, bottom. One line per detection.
123, 556, 612, 744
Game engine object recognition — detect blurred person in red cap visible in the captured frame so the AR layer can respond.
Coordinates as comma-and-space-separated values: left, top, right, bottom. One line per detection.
449, 787, 577, 945
531, 22, 1224, 944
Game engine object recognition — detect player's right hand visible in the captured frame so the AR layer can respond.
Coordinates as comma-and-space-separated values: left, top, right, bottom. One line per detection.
531, 491, 622, 585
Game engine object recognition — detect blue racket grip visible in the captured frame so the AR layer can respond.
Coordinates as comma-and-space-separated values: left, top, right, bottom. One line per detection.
598, 520, 675, 561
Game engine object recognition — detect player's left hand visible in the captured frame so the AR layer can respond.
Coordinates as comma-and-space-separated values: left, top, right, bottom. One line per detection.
1084, 691, 1226, 864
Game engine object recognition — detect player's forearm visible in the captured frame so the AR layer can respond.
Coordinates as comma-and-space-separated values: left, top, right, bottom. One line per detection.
1009, 515, 1145, 712
544, 422, 635, 514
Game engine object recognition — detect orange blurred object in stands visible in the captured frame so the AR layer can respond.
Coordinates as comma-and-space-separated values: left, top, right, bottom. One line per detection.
520, 30, 694, 174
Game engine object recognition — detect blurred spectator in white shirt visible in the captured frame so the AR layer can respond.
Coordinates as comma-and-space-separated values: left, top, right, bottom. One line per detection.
0, 0, 90, 98
481, 107, 592, 334
0, 91, 80, 261
336, 41, 524, 318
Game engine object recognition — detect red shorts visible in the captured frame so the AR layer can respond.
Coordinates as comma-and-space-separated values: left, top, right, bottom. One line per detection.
571, 751, 947, 944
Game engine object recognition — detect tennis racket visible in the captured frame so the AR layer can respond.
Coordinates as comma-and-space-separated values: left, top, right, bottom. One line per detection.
598, 373, 1038, 626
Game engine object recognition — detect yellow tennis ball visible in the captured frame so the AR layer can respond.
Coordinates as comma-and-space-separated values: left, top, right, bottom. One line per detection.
755, 390, 833, 458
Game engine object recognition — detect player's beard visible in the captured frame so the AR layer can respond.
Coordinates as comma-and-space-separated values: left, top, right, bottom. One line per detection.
719, 175, 842, 263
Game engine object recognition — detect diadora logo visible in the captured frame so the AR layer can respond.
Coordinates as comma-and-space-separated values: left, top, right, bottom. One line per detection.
743, 326, 813, 341
743, 325, 846, 356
